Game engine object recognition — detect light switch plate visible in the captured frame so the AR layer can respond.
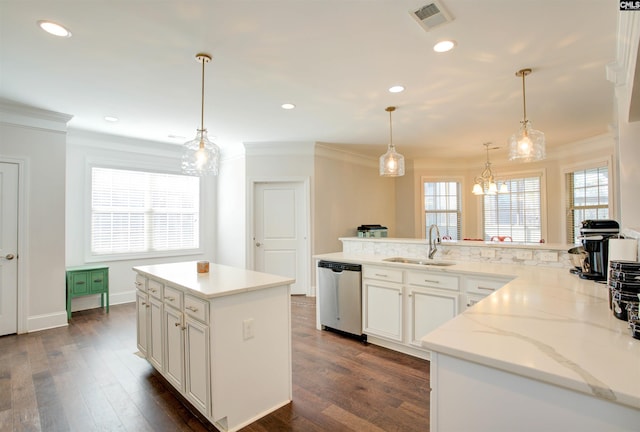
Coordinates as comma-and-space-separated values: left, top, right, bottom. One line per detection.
243, 318, 254, 340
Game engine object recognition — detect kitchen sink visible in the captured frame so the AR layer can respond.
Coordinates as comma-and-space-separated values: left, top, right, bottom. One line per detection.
382, 257, 456, 266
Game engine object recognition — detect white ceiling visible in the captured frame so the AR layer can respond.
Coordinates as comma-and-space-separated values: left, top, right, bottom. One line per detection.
0, 0, 618, 161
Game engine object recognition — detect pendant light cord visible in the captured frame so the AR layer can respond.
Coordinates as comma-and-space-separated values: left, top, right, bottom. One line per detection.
389, 109, 393, 149
200, 57, 205, 132
521, 71, 527, 123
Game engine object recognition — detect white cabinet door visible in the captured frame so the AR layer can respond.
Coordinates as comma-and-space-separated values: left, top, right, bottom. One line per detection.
408, 287, 459, 348
163, 306, 184, 391
363, 279, 403, 342
148, 296, 164, 371
185, 317, 211, 416
136, 290, 149, 357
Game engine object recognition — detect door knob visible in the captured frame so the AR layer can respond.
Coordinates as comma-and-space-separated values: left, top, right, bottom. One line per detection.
3, 254, 15, 260
255, 242, 262, 247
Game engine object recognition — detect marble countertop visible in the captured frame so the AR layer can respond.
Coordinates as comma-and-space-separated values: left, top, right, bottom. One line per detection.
314, 252, 640, 410
133, 261, 295, 299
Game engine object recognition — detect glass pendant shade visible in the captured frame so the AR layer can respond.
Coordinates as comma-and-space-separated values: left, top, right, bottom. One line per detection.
182, 129, 220, 176
472, 183, 484, 195
508, 120, 545, 162
379, 106, 405, 177
380, 145, 405, 177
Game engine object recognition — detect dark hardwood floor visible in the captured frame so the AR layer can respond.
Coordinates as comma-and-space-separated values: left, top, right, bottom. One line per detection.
0, 297, 430, 432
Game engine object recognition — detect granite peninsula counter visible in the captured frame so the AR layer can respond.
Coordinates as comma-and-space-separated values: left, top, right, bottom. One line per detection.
133, 261, 294, 432
314, 250, 640, 431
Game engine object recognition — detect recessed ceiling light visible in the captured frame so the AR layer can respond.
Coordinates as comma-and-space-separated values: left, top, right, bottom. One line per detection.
388, 85, 405, 93
168, 134, 187, 140
37, 20, 72, 37
104, 116, 119, 122
281, 103, 296, 110
433, 40, 456, 53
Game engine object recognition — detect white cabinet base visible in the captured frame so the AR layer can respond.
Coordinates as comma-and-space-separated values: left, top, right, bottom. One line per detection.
430, 352, 640, 432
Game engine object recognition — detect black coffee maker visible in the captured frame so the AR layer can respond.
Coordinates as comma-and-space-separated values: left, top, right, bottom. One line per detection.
579, 219, 619, 281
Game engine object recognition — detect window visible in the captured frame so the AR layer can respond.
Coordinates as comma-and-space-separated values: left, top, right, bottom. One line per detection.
424, 181, 461, 240
483, 175, 542, 243
566, 166, 609, 244
91, 167, 200, 257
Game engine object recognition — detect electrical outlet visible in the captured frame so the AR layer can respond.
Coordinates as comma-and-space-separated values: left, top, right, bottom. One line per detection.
540, 252, 558, 262
481, 249, 496, 258
243, 318, 254, 340
516, 250, 533, 260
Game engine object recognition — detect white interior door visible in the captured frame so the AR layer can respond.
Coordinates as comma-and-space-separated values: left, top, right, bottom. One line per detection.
0, 162, 19, 336
254, 181, 308, 295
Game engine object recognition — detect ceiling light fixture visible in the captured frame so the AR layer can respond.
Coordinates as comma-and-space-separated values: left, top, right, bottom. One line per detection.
433, 40, 456, 53
388, 85, 405, 93
37, 20, 72, 37
181, 53, 220, 176
472, 143, 508, 195
508, 68, 545, 162
281, 103, 296, 110
104, 116, 118, 122
379, 106, 405, 177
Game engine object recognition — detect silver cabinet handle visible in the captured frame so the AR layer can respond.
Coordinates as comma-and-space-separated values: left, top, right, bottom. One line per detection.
255, 242, 262, 247
165, 296, 175, 302
186, 306, 198, 312
477, 286, 495, 291
374, 273, 388, 277
3, 254, 15, 260
424, 279, 440, 284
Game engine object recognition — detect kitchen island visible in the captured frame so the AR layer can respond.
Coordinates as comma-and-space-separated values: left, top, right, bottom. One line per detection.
314, 248, 640, 432
133, 261, 294, 432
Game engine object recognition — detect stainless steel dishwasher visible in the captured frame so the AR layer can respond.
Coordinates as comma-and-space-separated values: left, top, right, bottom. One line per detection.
318, 260, 365, 339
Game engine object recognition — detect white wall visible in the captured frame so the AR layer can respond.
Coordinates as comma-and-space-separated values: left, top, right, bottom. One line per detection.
66, 130, 216, 312
0, 100, 70, 332
216, 151, 246, 268
314, 144, 396, 254
614, 12, 640, 233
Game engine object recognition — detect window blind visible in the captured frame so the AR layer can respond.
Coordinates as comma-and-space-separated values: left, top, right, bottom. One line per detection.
91, 167, 200, 256
424, 181, 461, 240
483, 175, 541, 243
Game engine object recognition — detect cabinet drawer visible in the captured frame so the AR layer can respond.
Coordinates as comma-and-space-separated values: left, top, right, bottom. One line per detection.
406, 271, 459, 291
184, 295, 209, 323
363, 266, 403, 284
70, 272, 90, 295
148, 279, 163, 299
163, 285, 183, 310
464, 276, 510, 295
135, 274, 147, 292
89, 269, 107, 293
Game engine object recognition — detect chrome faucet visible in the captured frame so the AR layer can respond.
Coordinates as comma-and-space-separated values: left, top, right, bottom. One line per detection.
428, 224, 441, 259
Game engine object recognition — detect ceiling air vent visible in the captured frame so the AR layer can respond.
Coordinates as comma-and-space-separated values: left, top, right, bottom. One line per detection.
410, 1, 453, 32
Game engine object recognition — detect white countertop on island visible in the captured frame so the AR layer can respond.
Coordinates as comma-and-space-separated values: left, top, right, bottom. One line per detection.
133, 261, 295, 299
314, 252, 640, 411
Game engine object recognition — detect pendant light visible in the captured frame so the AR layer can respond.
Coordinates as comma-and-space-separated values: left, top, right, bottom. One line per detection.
379, 106, 405, 177
181, 53, 220, 176
508, 68, 545, 162
472, 143, 508, 195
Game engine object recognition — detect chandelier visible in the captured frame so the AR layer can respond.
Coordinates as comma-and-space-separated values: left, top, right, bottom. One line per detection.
508, 68, 545, 162
181, 53, 220, 176
472, 143, 508, 195
379, 106, 405, 177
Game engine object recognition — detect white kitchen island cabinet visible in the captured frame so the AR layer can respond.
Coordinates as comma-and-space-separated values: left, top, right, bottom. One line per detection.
133, 261, 294, 432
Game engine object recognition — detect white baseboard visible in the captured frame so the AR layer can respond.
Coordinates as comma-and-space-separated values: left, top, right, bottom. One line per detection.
27, 311, 68, 333
70, 289, 136, 312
